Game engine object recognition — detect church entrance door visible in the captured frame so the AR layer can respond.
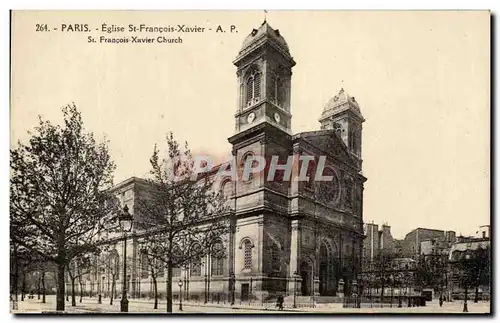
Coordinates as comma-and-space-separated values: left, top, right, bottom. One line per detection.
300, 261, 313, 296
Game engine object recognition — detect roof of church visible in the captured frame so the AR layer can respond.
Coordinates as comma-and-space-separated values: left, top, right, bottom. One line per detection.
321, 88, 364, 120
239, 20, 290, 55
294, 129, 362, 172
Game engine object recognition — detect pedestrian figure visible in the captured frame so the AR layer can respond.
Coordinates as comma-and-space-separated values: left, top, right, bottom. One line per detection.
276, 295, 284, 310
439, 295, 443, 307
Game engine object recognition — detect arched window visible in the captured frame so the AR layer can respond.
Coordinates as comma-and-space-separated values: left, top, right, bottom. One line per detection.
246, 77, 253, 103
211, 241, 224, 276
220, 178, 233, 198
241, 152, 257, 181
271, 75, 285, 107
140, 251, 149, 279
243, 239, 253, 270
190, 243, 202, 277
245, 70, 261, 106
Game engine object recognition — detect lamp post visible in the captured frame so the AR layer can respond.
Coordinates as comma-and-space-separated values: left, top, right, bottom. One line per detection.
293, 271, 298, 308
204, 274, 208, 304
97, 276, 101, 304
207, 273, 211, 303
463, 252, 472, 313
405, 264, 410, 308
249, 277, 253, 305
118, 205, 133, 313
352, 279, 359, 309
338, 278, 345, 306
183, 275, 187, 301
398, 263, 402, 308
178, 280, 183, 311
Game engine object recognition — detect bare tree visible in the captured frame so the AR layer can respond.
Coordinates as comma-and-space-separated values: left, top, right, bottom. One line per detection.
140, 242, 165, 309
67, 253, 94, 306
137, 132, 230, 313
10, 103, 119, 311
10, 244, 34, 304
101, 249, 120, 305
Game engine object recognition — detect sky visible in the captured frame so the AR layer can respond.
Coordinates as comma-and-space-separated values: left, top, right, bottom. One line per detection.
11, 10, 490, 238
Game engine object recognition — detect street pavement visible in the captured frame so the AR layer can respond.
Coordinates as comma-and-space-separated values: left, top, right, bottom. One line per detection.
10, 295, 491, 314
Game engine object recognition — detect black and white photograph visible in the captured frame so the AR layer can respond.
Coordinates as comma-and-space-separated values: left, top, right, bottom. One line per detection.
9, 10, 491, 315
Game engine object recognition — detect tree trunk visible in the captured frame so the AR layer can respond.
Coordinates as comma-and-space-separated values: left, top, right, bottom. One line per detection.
21, 273, 25, 301
11, 245, 17, 309
380, 279, 385, 308
38, 273, 41, 299
390, 280, 394, 307
79, 277, 83, 303
42, 271, 46, 303
166, 261, 173, 313
110, 278, 114, 305
71, 278, 76, 306
13, 255, 19, 309
56, 262, 65, 311
153, 276, 158, 309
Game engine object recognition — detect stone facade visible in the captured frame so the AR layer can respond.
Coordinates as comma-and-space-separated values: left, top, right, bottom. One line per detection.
69, 21, 367, 303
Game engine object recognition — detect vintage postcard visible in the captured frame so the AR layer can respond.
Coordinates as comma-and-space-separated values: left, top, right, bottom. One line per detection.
9, 10, 491, 314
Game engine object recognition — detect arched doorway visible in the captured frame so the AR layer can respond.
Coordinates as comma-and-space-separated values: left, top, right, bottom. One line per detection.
300, 261, 313, 296
319, 244, 328, 295
319, 241, 337, 296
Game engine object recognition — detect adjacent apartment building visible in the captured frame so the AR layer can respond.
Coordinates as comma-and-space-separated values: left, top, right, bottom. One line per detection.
401, 228, 456, 258
363, 222, 394, 262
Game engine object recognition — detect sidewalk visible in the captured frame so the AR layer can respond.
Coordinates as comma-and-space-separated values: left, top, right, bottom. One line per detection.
11, 296, 490, 314
126, 297, 341, 312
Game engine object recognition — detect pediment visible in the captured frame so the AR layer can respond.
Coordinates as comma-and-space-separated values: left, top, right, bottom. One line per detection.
296, 130, 356, 167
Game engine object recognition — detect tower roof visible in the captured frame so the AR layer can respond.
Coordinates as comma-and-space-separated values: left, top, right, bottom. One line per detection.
236, 21, 292, 62
320, 88, 364, 121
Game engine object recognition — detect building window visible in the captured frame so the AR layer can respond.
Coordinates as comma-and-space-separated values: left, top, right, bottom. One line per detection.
243, 240, 253, 270
110, 250, 120, 280
220, 178, 233, 198
191, 261, 201, 277
211, 241, 224, 276
268, 243, 281, 272
141, 252, 149, 279
241, 152, 257, 181
271, 75, 285, 107
172, 267, 181, 277
245, 70, 261, 106
190, 243, 202, 277
156, 260, 164, 278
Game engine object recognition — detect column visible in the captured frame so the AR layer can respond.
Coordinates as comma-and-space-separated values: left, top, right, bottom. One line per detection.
288, 219, 301, 295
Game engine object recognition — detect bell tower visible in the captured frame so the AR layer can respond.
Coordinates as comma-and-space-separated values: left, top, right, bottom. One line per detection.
319, 88, 365, 168
227, 21, 297, 300
232, 21, 296, 135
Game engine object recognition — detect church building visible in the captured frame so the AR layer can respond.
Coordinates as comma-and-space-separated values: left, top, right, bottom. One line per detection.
75, 21, 367, 304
